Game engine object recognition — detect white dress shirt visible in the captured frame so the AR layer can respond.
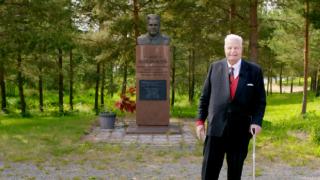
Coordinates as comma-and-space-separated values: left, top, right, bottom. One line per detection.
227, 59, 241, 78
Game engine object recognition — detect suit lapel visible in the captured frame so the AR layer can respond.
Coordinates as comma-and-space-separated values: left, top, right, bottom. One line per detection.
234, 60, 248, 99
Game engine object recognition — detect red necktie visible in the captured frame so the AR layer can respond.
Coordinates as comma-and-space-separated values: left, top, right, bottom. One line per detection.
229, 67, 234, 82
229, 67, 236, 99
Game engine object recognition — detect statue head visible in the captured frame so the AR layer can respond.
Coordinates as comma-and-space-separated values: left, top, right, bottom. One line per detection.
137, 14, 170, 45
146, 14, 160, 37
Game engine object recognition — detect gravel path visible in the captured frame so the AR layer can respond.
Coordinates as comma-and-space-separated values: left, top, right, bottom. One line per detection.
1, 160, 320, 179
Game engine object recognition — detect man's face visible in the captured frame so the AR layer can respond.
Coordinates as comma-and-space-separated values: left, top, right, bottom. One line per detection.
224, 39, 242, 65
147, 18, 160, 36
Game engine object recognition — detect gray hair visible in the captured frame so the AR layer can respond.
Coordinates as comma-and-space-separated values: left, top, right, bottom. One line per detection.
224, 34, 243, 47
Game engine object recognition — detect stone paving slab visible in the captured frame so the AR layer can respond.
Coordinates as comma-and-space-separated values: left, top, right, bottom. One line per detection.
84, 121, 198, 148
126, 123, 181, 134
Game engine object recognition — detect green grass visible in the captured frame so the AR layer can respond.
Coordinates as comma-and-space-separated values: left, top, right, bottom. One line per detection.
256, 92, 320, 166
171, 95, 198, 118
0, 113, 96, 163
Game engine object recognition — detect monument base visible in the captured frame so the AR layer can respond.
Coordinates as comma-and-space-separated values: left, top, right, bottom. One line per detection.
126, 122, 181, 134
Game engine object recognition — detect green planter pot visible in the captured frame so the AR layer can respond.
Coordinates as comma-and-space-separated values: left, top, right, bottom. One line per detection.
99, 112, 116, 129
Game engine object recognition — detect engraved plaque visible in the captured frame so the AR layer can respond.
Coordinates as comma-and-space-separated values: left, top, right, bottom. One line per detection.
139, 80, 166, 100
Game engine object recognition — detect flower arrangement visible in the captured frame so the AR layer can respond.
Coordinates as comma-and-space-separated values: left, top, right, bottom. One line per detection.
115, 87, 136, 113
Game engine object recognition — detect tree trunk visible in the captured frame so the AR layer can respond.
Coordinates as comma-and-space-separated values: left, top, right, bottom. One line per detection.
316, 66, 320, 97
299, 77, 301, 86
266, 73, 270, 95
192, 50, 195, 102
290, 77, 294, 93
310, 70, 317, 92
188, 49, 195, 103
270, 74, 273, 95
58, 48, 64, 114
94, 62, 100, 115
301, 0, 309, 115
188, 50, 191, 103
133, 0, 139, 44
108, 61, 114, 97
0, 61, 7, 112
279, 64, 283, 94
121, 60, 128, 95
249, 0, 259, 63
69, 49, 74, 111
269, 61, 273, 95
17, 53, 26, 114
171, 46, 176, 107
100, 62, 105, 109
38, 64, 44, 112
39, 74, 44, 112
229, 0, 236, 33
37, 53, 44, 112
207, 59, 210, 74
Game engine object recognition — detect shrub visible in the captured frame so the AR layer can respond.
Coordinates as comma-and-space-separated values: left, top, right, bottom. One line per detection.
115, 87, 136, 113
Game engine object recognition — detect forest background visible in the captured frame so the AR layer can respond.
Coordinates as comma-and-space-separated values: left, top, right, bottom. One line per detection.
0, 0, 320, 116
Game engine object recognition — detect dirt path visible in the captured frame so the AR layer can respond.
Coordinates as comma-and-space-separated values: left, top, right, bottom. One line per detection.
267, 84, 305, 93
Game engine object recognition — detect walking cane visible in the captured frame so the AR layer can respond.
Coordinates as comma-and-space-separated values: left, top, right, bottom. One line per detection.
252, 128, 256, 180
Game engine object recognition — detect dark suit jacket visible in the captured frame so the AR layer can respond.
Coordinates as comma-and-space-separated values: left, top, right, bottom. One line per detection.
197, 59, 266, 137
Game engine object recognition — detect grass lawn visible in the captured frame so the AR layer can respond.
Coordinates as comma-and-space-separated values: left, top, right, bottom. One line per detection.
257, 92, 320, 167
0, 113, 96, 163
0, 92, 319, 173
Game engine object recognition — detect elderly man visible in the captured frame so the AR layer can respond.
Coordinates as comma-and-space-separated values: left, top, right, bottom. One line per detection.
137, 14, 170, 45
196, 34, 266, 180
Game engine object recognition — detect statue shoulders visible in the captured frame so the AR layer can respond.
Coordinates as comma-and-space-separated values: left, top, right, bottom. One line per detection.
137, 34, 149, 45
137, 34, 148, 40
161, 34, 170, 45
137, 33, 170, 45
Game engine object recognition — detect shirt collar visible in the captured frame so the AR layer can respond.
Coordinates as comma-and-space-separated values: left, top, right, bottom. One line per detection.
227, 59, 241, 78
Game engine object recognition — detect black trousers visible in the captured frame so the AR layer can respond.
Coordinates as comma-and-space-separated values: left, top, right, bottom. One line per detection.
201, 129, 251, 180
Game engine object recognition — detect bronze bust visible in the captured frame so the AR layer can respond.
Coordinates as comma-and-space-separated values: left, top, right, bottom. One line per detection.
137, 14, 170, 45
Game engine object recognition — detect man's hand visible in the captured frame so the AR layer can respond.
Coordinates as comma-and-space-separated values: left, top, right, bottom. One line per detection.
250, 124, 261, 135
196, 125, 206, 142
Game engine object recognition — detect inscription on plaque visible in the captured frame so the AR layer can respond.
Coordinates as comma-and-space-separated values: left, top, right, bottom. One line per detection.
136, 47, 169, 78
139, 80, 166, 100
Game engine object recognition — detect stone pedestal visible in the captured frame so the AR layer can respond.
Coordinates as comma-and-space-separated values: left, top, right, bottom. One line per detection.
135, 45, 170, 126
126, 122, 181, 134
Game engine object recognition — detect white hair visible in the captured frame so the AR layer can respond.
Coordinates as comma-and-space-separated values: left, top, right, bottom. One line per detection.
224, 34, 243, 47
